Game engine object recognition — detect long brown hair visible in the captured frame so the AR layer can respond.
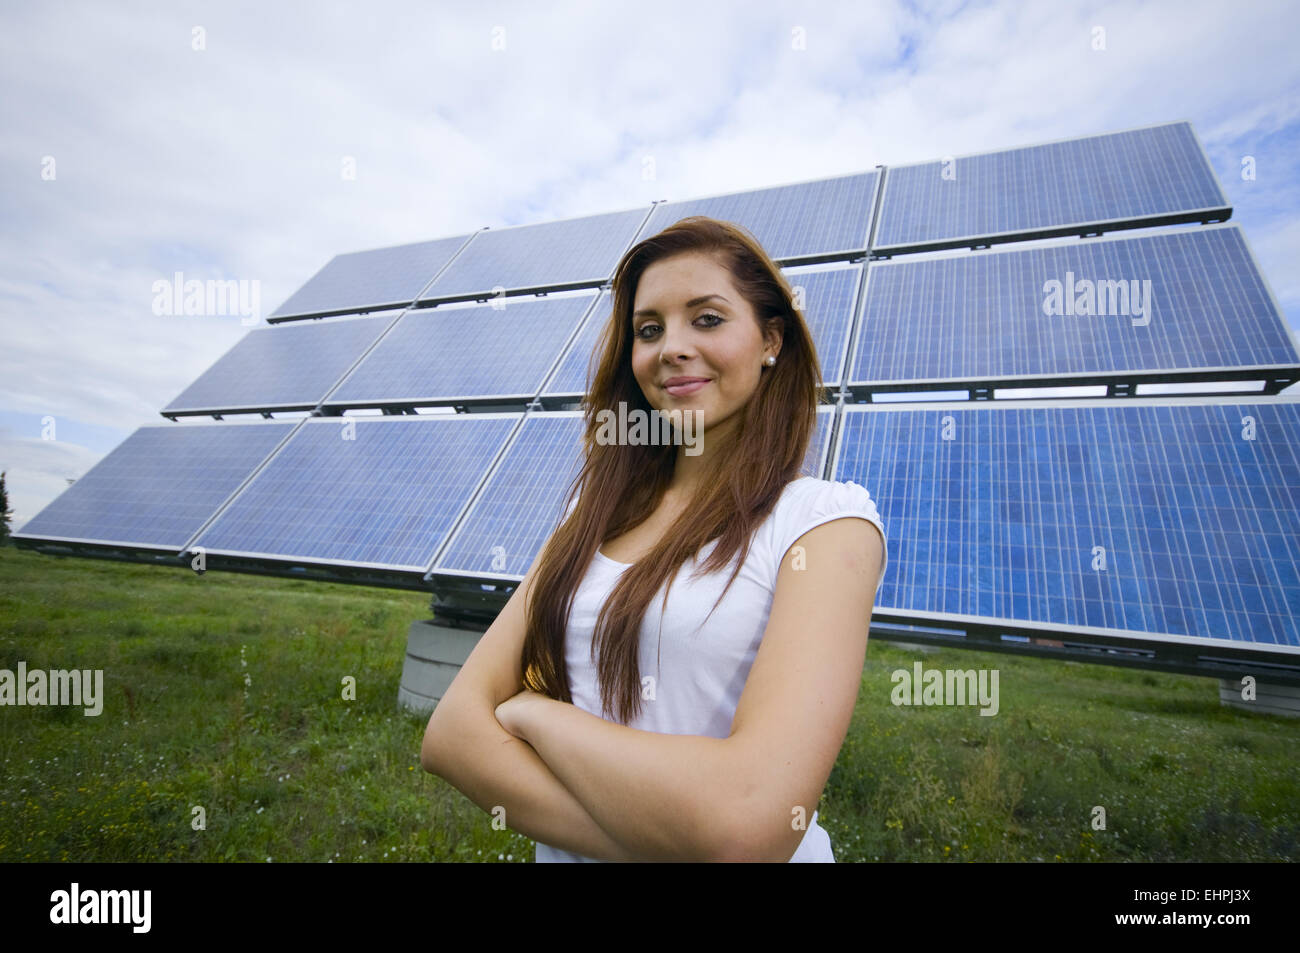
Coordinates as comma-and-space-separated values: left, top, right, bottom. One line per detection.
521, 215, 825, 723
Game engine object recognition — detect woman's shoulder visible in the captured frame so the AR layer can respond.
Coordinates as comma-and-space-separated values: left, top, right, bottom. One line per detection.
767, 476, 889, 589
776, 475, 882, 518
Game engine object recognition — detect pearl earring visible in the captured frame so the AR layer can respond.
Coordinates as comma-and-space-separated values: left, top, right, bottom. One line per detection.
764, 355, 776, 367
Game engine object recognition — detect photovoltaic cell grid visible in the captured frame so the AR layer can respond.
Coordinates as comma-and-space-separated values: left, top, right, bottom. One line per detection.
13, 422, 297, 550
192, 416, 520, 570
542, 291, 612, 396
162, 315, 396, 415
833, 402, 1300, 648
435, 414, 586, 576
436, 407, 837, 577
873, 121, 1229, 253
809, 405, 834, 477
325, 293, 596, 406
787, 265, 861, 387
851, 225, 1300, 385
419, 208, 649, 301
270, 235, 469, 320
637, 173, 878, 261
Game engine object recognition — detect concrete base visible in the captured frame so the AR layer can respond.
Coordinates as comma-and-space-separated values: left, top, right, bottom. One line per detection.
1218, 677, 1300, 718
397, 619, 486, 716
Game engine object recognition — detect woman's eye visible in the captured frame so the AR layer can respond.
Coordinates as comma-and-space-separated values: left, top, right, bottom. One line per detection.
636, 313, 723, 339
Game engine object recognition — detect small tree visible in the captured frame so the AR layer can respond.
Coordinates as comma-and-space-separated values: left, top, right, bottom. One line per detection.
0, 471, 11, 545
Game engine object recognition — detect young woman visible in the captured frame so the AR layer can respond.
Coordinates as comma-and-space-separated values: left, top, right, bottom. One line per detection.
421, 216, 887, 862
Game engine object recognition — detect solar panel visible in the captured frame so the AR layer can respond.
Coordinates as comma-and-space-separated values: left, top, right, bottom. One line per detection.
833, 399, 1300, 649
191, 415, 520, 571
418, 207, 649, 302
540, 291, 612, 397
269, 234, 470, 321
873, 121, 1230, 255
435, 406, 838, 579
434, 413, 586, 577
809, 404, 834, 477
161, 314, 398, 416
13, 421, 297, 551
323, 292, 596, 409
785, 263, 862, 388
850, 224, 1300, 389
636, 172, 878, 262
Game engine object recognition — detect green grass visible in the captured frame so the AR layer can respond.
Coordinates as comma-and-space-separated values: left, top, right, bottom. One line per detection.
1, 544, 1297, 862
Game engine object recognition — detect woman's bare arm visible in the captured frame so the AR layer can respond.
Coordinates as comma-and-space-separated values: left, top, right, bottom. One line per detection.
498, 692, 736, 861
423, 690, 637, 861
420, 545, 641, 861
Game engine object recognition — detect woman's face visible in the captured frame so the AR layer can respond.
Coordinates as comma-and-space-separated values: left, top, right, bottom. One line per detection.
629, 252, 780, 436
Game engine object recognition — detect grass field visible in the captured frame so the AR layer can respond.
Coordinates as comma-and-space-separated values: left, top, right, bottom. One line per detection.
1, 543, 1296, 862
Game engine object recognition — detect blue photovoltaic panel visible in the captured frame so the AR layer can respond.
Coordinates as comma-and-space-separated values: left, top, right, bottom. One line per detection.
786, 264, 862, 387
809, 404, 834, 477
435, 413, 586, 577
162, 314, 396, 415
543, 264, 861, 397
874, 121, 1230, 254
13, 422, 297, 550
833, 400, 1300, 648
193, 415, 520, 571
436, 407, 837, 577
636, 172, 878, 261
270, 235, 469, 320
419, 208, 649, 301
851, 225, 1299, 386
325, 293, 595, 407
541, 291, 612, 397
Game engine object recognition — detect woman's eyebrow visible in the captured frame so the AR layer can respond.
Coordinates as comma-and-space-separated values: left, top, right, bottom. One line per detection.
633, 293, 730, 319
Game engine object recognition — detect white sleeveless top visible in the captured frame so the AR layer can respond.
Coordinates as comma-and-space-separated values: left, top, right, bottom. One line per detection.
534, 476, 888, 863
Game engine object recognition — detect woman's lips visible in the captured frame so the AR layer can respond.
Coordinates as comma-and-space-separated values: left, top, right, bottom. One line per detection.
664, 379, 709, 397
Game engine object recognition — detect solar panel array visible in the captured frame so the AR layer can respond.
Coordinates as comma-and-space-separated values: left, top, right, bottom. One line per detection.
851, 225, 1300, 387
874, 120, 1230, 255
17, 118, 1300, 676
832, 400, 1300, 649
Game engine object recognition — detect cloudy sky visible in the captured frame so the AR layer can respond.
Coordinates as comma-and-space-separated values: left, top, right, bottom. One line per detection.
3, 0, 1298, 529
